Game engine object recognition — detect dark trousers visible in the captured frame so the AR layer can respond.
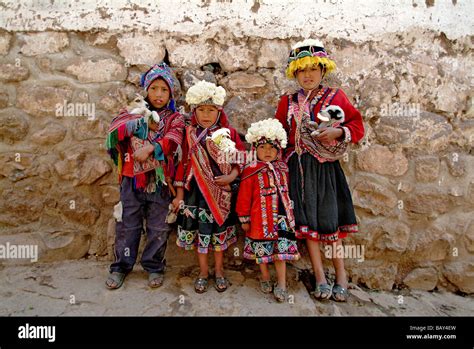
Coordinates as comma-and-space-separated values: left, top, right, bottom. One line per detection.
110, 176, 171, 274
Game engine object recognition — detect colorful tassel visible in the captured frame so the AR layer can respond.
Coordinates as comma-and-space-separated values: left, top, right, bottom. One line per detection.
155, 166, 165, 184
105, 129, 118, 150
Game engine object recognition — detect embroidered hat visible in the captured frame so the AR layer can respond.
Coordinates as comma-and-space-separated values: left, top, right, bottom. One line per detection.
286, 39, 336, 79
185, 80, 226, 109
245, 118, 287, 149
140, 62, 178, 111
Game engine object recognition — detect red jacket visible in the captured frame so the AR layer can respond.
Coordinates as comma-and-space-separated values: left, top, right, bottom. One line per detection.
236, 160, 295, 240
275, 87, 365, 160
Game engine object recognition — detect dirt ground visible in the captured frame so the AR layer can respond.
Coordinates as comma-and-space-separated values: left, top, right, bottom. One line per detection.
1, 257, 472, 317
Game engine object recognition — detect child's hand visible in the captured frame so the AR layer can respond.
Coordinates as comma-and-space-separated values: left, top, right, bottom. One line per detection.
314, 127, 343, 144
171, 197, 183, 213
214, 173, 237, 186
171, 188, 184, 212
241, 223, 250, 232
133, 144, 155, 162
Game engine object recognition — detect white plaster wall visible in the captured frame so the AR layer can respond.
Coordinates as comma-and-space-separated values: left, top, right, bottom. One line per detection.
0, 0, 472, 41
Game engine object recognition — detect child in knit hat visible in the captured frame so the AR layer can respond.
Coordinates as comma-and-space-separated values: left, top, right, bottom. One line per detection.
105, 62, 185, 290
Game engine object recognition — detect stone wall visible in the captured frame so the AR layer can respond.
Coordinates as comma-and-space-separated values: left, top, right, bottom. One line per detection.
0, 0, 472, 294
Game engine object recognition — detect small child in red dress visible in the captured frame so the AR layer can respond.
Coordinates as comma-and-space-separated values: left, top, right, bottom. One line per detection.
236, 118, 300, 302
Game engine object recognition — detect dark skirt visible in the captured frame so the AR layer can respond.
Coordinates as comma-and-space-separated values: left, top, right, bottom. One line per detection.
176, 179, 237, 253
288, 152, 358, 242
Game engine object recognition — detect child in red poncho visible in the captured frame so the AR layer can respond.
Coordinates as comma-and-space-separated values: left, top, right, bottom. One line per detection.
172, 81, 245, 293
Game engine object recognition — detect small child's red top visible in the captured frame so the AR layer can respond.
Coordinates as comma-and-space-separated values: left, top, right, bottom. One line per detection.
236, 160, 295, 240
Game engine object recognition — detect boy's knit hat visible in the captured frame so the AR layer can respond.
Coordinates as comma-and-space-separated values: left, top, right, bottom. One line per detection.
286, 39, 336, 79
140, 62, 179, 111
245, 118, 287, 149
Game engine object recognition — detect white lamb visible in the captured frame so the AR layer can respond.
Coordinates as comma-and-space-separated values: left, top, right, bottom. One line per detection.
209, 128, 236, 153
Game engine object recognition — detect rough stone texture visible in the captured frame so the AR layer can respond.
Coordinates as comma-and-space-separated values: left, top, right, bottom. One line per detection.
352, 218, 411, 260
0, 63, 29, 82
346, 260, 397, 291
168, 40, 215, 69
0, 90, 9, 108
0, 32, 12, 55
58, 193, 101, 227
465, 220, 474, 253
352, 179, 398, 217
0, 108, 30, 144
257, 40, 289, 68
18, 32, 69, 56
445, 153, 466, 177
16, 83, 74, 117
225, 96, 275, 135
54, 151, 112, 186
443, 262, 474, 294
415, 156, 440, 182
64, 58, 127, 83
31, 122, 67, 145
101, 185, 120, 205
405, 226, 455, 263
0, 1, 472, 298
221, 72, 267, 92
181, 70, 217, 92
374, 111, 453, 152
356, 145, 408, 177
117, 33, 166, 66
215, 43, 255, 72
405, 187, 456, 217
403, 267, 439, 291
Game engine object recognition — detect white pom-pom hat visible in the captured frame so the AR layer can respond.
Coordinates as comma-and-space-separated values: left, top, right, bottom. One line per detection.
185, 80, 226, 109
245, 118, 287, 149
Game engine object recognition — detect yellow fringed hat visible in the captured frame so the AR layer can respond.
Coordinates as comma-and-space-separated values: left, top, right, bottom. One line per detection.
286, 39, 336, 79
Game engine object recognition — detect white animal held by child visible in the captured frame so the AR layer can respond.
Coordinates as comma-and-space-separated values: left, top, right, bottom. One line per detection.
307, 105, 345, 137
208, 128, 236, 153
127, 94, 160, 124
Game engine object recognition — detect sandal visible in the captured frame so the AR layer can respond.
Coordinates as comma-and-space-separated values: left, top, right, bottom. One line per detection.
312, 283, 332, 301
105, 272, 126, 290
214, 276, 230, 292
273, 284, 288, 303
194, 277, 209, 294
148, 272, 164, 288
331, 284, 349, 302
260, 280, 273, 294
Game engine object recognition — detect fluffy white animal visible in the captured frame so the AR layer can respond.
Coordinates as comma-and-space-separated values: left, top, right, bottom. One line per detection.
209, 128, 236, 153
127, 94, 160, 124
307, 105, 345, 137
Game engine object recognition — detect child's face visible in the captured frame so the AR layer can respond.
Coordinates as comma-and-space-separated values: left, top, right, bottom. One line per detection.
147, 78, 170, 109
256, 143, 278, 162
195, 105, 219, 128
296, 65, 323, 91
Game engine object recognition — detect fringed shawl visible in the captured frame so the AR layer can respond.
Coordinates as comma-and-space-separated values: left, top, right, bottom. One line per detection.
105, 108, 184, 192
